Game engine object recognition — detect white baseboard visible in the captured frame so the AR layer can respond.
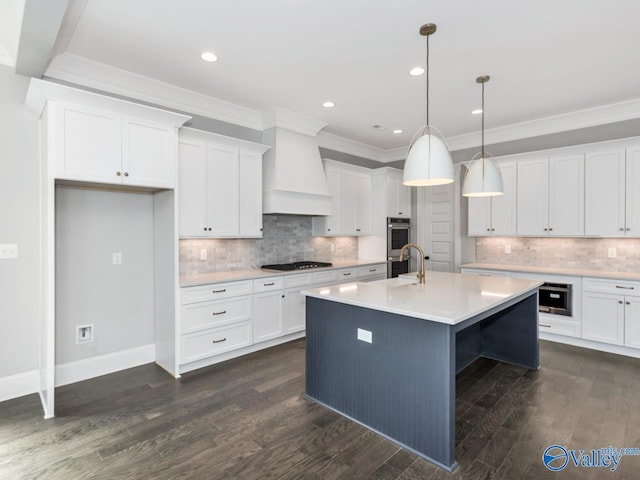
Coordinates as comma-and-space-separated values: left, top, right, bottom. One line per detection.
0, 344, 156, 403
540, 332, 640, 359
0, 370, 39, 403
55, 344, 156, 387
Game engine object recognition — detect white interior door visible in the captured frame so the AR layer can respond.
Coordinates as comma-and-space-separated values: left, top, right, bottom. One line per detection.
417, 183, 454, 272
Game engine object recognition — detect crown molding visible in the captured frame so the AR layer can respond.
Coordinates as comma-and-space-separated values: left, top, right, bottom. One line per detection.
317, 131, 406, 163
45, 53, 264, 130
447, 97, 640, 151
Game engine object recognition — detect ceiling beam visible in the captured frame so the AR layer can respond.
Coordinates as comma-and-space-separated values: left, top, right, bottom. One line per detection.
15, 0, 70, 77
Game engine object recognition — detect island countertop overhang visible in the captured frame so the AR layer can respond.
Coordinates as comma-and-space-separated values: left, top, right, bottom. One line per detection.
301, 271, 543, 325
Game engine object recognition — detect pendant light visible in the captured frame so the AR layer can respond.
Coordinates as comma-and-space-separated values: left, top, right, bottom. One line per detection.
403, 23, 454, 187
462, 75, 504, 197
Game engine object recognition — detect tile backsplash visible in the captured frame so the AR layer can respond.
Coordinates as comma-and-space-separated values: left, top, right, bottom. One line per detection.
476, 237, 640, 272
180, 215, 358, 276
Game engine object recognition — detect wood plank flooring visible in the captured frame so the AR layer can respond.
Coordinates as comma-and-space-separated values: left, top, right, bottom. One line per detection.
1, 339, 640, 479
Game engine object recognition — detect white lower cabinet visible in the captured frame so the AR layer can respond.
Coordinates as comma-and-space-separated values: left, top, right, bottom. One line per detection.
180, 263, 386, 372
252, 277, 284, 343
582, 277, 640, 347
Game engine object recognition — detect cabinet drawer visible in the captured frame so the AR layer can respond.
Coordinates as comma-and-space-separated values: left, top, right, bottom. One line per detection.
312, 270, 337, 284
182, 280, 252, 304
460, 268, 510, 277
284, 273, 313, 289
357, 264, 386, 279
181, 296, 251, 333
253, 276, 283, 293
583, 277, 640, 296
538, 314, 580, 338
181, 321, 252, 364
335, 268, 357, 282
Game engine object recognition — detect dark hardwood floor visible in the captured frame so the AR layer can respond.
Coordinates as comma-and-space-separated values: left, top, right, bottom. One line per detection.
1, 339, 640, 479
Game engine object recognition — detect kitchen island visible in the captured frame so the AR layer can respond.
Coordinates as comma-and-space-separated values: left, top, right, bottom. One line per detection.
301, 271, 542, 471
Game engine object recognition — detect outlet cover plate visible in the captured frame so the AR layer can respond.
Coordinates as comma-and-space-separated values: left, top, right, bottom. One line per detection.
0, 244, 18, 259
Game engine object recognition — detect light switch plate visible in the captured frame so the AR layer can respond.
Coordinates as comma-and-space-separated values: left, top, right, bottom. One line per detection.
0, 244, 18, 259
608, 247, 617, 258
200, 249, 207, 260
505, 244, 511, 254
357, 328, 372, 344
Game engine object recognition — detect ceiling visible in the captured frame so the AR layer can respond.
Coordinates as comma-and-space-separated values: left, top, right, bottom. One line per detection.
11, 0, 640, 151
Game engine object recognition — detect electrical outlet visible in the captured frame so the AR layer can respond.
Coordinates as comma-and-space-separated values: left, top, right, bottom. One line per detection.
357, 328, 372, 344
200, 249, 207, 261
505, 244, 511, 254
608, 247, 617, 259
0, 244, 18, 259
76, 324, 94, 344
112, 252, 122, 265
330, 243, 335, 253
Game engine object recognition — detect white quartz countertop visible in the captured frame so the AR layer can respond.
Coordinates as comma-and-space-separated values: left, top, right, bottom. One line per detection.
180, 258, 387, 287
461, 263, 640, 282
301, 271, 542, 325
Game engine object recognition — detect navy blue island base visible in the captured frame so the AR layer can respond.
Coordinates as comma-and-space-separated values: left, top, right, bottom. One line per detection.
304, 290, 539, 472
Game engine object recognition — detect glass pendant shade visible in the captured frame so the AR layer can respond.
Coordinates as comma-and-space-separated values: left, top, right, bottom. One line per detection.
403, 126, 454, 186
462, 152, 504, 197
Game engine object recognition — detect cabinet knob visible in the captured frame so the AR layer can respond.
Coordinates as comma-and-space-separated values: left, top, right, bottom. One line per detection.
620, 228, 625, 231
491, 228, 495, 232
549, 228, 553, 231
356, 228, 361, 232
327, 228, 331, 232
260, 228, 263, 232
627, 228, 631, 231
486, 228, 490, 232
544, 228, 548, 231
399, 212, 403, 215
626, 301, 631, 305
619, 300, 624, 304
124, 172, 129, 177
208, 227, 212, 231
116, 171, 121, 176
203, 227, 207, 231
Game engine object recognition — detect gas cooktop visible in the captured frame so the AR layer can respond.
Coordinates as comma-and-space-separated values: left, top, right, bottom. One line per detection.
261, 261, 333, 271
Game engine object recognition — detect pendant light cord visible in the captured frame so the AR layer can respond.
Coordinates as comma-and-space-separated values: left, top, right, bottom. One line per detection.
425, 34, 430, 128
481, 80, 485, 160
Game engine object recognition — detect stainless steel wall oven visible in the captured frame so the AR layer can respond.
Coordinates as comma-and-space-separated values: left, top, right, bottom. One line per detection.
387, 217, 411, 278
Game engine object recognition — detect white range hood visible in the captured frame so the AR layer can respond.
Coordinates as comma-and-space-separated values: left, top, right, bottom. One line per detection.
261, 108, 331, 216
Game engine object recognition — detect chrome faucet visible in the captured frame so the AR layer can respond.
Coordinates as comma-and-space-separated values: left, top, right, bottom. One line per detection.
399, 243, 426, 284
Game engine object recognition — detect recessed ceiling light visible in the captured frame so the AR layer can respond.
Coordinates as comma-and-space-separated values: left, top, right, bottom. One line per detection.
472, 109, 483, 115
409, 67, 425, 76
322, 101, 335, 108
201, 51, 218, 62
393, 129, 403, 134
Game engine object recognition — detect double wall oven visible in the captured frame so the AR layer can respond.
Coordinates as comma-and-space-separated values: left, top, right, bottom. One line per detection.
387, 217, 411, 278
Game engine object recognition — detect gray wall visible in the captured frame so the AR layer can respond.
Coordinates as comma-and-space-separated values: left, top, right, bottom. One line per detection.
0, 66, 40, 378
55, 187, 155, 364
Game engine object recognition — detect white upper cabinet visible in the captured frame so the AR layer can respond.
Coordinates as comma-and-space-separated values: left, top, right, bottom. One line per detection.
626, 144, 640, 237
517, 154, 584, 236
385, 170, 412, 218
312, 160, 372, 236
468, 160, 516, 236
178, 129, 270, 238
26, 81, 190, 189
585, 148, 626, 236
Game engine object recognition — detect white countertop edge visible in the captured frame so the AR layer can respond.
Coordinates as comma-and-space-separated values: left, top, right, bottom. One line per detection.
180, 258, 388, 287
301, 276, 542, 325
461, 263, 640, 282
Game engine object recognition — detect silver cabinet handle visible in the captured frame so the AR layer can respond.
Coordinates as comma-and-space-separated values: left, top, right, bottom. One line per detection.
539, 323, 552, 328
212, 310, 227, 316
616, 286, 635, 290
264, 282, 275, 286
212, 288, 227, 293
212, 338, 227, 344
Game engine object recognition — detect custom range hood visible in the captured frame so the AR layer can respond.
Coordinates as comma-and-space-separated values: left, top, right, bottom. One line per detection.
261, 108, 331, 215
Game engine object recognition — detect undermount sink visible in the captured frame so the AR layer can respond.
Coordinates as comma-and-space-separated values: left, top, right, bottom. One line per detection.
371, 277, 421, 287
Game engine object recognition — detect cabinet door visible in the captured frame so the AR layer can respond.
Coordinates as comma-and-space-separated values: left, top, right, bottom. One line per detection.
239, 151, 263, 237
253, 290, 284, 342
517, 158, 548, 235
549, 154, 584, 236
625, 297, 640, 348
397, 181, 412, 218
283, 289, 306, 334
467, 197, 491, 236
582, 292, 624, 345
626, 146, 640, 236
355, 173, 372, 235
206, 144, 239, 236
386, 174, 400, 217
122, 118, 175, 188
55, 103, 122, 183
339, 172, 357, 235
491, 161, 517, 235
178, 141, 208, 237
585, 149, 626, 236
